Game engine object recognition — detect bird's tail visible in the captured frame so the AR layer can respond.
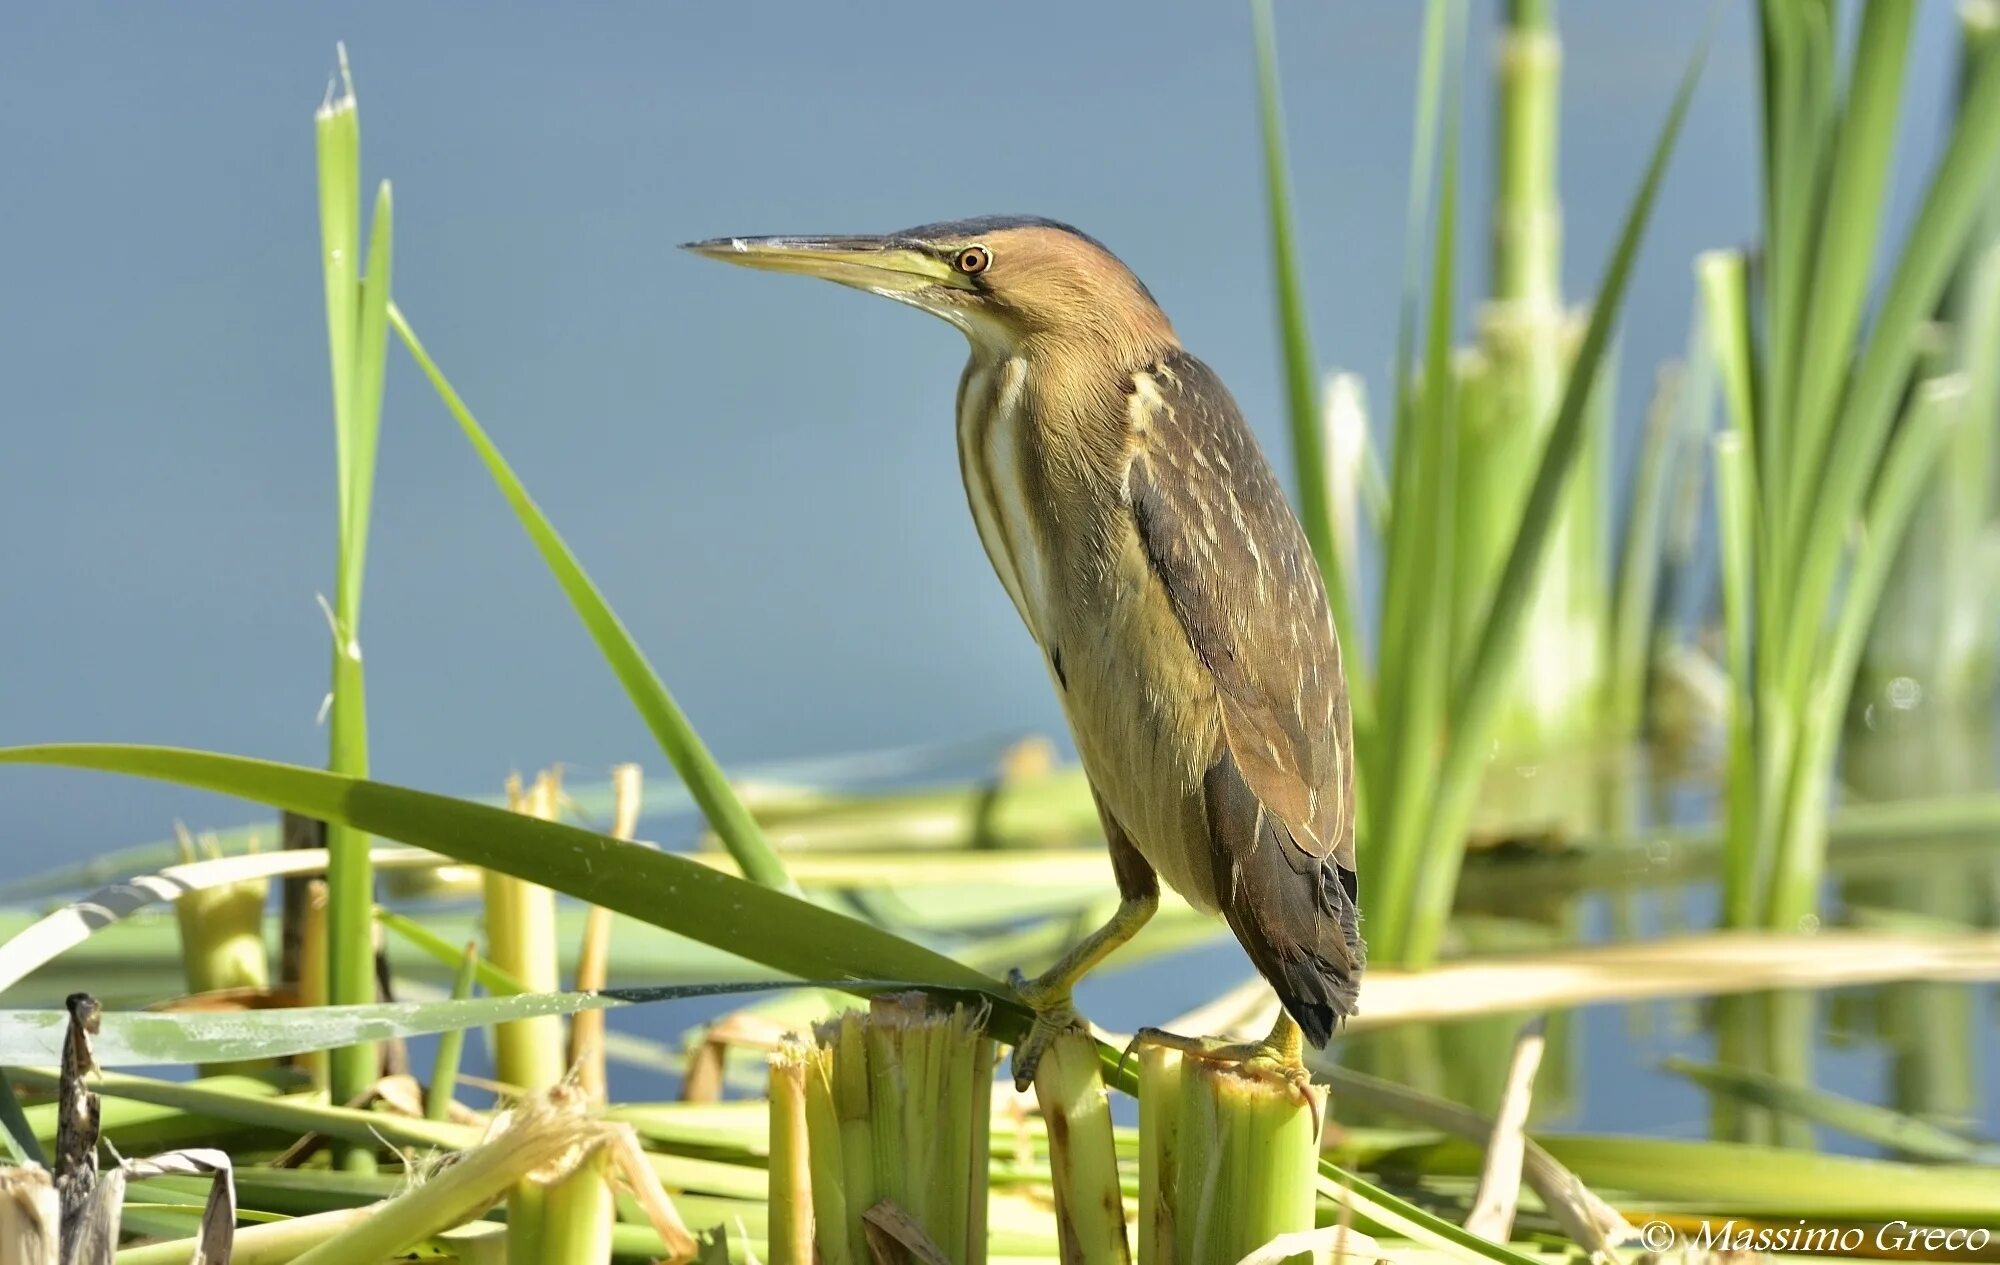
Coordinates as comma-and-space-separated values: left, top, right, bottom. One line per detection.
1204, 751, 1365, 1048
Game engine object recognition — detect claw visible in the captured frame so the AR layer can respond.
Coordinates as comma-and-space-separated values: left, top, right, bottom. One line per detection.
1007, 969, 1083, 1091
1116, 1030, 1147, 1080
1126, 1025, 1317, 1107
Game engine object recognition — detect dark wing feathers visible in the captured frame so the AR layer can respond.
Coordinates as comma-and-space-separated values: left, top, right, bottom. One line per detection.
1128, 350, 1363, 1043
1203, 749, 1359, 1045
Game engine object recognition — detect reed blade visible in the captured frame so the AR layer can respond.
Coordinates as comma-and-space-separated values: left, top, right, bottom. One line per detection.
1251, 0, 1369, 725
1403, 35, 1706, 964
390, 306, 797, 895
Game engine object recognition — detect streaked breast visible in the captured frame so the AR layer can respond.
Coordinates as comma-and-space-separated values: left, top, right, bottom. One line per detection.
957, 355, 1054, 645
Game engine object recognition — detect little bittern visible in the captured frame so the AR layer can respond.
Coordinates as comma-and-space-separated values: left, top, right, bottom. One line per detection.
687, 217, 1363, 1089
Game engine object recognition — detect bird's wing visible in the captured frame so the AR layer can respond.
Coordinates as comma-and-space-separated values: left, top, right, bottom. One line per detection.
1125, 350, 1362, 1037
1125, 351, 1355, 868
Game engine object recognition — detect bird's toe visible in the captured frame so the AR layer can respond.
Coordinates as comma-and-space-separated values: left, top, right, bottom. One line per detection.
1008, 992, 1084, 1092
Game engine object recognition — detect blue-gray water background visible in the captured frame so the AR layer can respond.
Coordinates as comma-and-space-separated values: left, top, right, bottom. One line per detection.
4, 5, 1971, 859
4, 5, 1996, 1147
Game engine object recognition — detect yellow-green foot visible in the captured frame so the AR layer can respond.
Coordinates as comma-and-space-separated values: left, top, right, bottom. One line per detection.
1007, 968, 1086, 1091
1124, 1025, 1313, 1096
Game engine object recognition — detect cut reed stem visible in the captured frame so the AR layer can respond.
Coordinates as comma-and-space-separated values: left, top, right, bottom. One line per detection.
488, 770, 566, 1096
1151, 1057, 1319, 1265
801, 1042, 853, 1265
1034, 1030, 1129, 1264
787, 995, 993, 1264
488, 769, 580, 1256
1136, 1046, 1182, 1265
539, 1132, 615, 1263
769, 1043, 815, 1265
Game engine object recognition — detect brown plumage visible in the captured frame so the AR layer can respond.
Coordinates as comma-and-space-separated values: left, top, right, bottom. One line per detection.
687, 215, 1362, 1073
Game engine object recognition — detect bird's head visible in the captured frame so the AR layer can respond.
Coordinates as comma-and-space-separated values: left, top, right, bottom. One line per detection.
683, 216, 1175, 358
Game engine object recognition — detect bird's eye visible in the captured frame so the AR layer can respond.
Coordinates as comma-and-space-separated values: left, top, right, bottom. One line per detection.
954, 245, 991, 275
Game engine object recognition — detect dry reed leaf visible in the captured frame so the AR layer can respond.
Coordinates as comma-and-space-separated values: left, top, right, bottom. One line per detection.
116, 1148, 236, 1263
603, 1120, 700, 1264
1167, 930, 2000, 1039
371, 1073, 429, 1118
0, 846, 439, 994
862, 1199, 955, 1265
1318, 1064, 1632, 1256
1463, 1017, 1545, 1245
67, 1167, 122, 1265
0, 1165, 59, 1265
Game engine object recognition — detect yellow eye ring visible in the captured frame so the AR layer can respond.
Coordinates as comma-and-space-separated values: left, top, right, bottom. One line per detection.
954, 245, 991, 275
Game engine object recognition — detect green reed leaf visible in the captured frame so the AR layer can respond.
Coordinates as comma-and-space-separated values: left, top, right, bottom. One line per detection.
388, 306, 797, 895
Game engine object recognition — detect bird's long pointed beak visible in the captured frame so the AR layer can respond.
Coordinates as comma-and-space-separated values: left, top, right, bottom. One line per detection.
680, 234, 966, 294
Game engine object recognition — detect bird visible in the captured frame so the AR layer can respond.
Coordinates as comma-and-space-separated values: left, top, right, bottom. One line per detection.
685, 217, 1362, 1090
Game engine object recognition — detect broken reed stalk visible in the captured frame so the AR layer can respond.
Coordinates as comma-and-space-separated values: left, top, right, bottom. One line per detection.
1034, 1030, 1129, 1264
1463, 1018, 1547, 1243
539, 1136, 615, 1263
794, 1040, 853, 1265
1139, 1046, 1320, 1265
571, 762, 642, 1102
768, 994, 993, 1265
768, 1045, 816, 1265
488, 768, 616, 1260
289, 1100, 596, 1265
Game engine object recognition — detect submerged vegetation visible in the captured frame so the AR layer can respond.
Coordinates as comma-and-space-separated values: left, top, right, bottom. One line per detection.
4, 3, 2000, 1262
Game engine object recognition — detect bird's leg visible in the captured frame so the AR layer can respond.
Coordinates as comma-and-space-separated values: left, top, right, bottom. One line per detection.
1126, 1009, 1312, 1094
1008, 889, 1156, 1089
1008, 824, 1158, 1091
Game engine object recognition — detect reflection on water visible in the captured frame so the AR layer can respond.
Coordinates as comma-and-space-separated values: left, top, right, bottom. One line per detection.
1335, 964, 1998, 1156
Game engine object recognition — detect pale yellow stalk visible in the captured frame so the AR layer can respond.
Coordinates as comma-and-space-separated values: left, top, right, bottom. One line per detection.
296, 879, 329, 1089
769, 1044, 815, 1265
488, 771, 565, 1094
571, 761, 642, 1102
